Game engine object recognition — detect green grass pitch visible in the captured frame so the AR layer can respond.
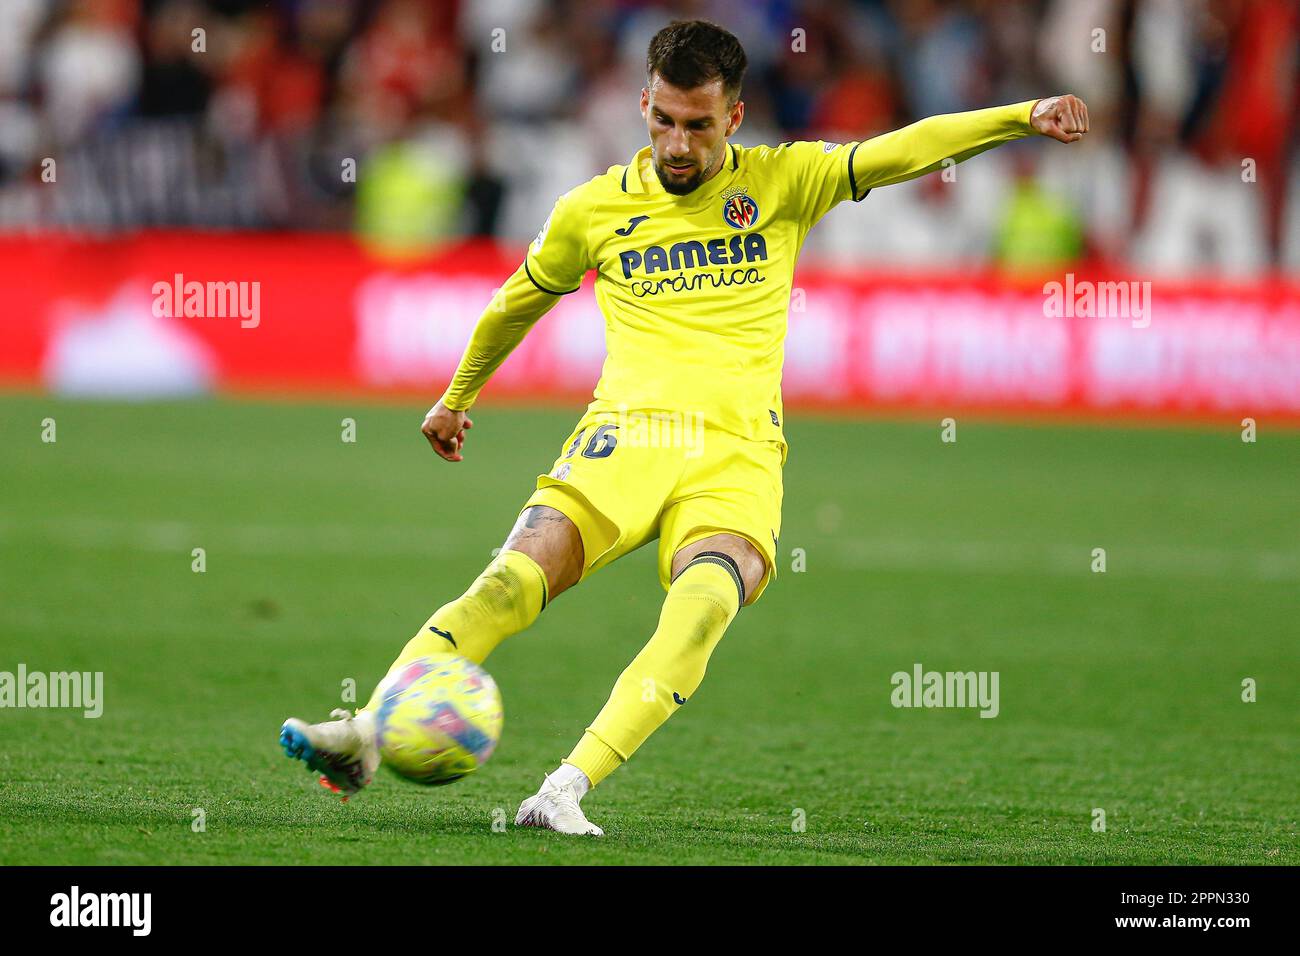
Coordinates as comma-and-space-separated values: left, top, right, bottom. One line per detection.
0, 394, 1295, 865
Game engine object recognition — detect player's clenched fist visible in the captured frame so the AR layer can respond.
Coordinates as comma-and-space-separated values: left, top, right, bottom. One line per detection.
421, 401, 473, 462
1030, 94, 1090, 143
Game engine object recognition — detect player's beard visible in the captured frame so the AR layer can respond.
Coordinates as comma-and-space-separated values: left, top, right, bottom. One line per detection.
653, 146, 721, 195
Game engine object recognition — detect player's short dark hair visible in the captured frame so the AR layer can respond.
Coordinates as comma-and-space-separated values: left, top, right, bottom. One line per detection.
646, 19, 748, 103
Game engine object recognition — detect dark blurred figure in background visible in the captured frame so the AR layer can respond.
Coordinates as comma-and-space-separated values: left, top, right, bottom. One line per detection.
0, 0, 1294, 274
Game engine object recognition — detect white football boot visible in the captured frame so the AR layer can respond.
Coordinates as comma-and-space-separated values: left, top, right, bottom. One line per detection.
279, 708, 380, 800
515, 774, 604, 836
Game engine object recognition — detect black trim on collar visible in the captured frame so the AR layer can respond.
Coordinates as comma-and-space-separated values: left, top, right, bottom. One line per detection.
524, 260, 580, 296
848, 141, 862, 201
621, 166, 628, 192
730, 143, 738, 170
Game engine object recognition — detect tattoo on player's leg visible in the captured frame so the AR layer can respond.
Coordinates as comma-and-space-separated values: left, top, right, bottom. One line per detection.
501, 506, 584, 599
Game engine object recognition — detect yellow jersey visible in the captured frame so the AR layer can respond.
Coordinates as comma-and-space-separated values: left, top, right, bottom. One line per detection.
442, 101, 1037, 443
525, 139, 868, 443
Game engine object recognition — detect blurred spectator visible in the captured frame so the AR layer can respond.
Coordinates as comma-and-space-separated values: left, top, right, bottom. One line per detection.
993, 151, 1086, 274
137, 0, 211, 117
0, 0, 1294, 278
39, 0, 141, 145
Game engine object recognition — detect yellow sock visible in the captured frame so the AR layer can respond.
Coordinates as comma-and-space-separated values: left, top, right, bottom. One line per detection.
565, 556, 742, 787
362, 549, 548, 712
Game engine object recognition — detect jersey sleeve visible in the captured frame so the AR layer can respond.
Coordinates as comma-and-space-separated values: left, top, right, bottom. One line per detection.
849, 101, 1036, 192
439, 262, 561, 411
777, 140, 867, 226
524, 186, 594, 295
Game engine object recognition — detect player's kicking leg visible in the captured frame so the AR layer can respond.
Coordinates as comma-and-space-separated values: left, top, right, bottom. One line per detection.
279, 505, 583, 798
515, 532, 766, 835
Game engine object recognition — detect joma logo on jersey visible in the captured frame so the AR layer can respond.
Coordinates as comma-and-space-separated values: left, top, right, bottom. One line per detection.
619, 233, 768, 279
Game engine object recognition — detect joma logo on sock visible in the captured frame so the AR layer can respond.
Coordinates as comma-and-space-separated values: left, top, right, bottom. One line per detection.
890, 663, 999, 718
50, 886, 151, 936
428, 626, 456, 648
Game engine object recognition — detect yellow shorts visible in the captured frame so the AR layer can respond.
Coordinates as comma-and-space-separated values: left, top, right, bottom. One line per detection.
523, 409, 785, 604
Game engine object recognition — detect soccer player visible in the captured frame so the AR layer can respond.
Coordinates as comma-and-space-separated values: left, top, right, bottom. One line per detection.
280, 19, 1089, 834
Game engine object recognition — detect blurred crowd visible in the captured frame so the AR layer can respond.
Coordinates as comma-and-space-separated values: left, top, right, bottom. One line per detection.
1, 0, 1296, 276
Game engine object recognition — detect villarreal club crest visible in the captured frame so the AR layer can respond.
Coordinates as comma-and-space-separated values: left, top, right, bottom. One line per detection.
721, 185, 759, 229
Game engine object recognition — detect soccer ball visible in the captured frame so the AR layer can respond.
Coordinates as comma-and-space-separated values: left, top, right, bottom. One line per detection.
373, 653, 503, 785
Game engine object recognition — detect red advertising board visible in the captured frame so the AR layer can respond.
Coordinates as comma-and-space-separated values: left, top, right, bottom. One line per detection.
3, 232, 1298, 423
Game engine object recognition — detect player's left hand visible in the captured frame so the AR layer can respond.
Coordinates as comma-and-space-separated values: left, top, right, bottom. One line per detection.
421, 401, 473, 462
1030, 95, 1090, 143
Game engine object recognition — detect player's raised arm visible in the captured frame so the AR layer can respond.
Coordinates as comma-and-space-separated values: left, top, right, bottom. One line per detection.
849, 94, 1090, 194
423, 187, 596, 462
